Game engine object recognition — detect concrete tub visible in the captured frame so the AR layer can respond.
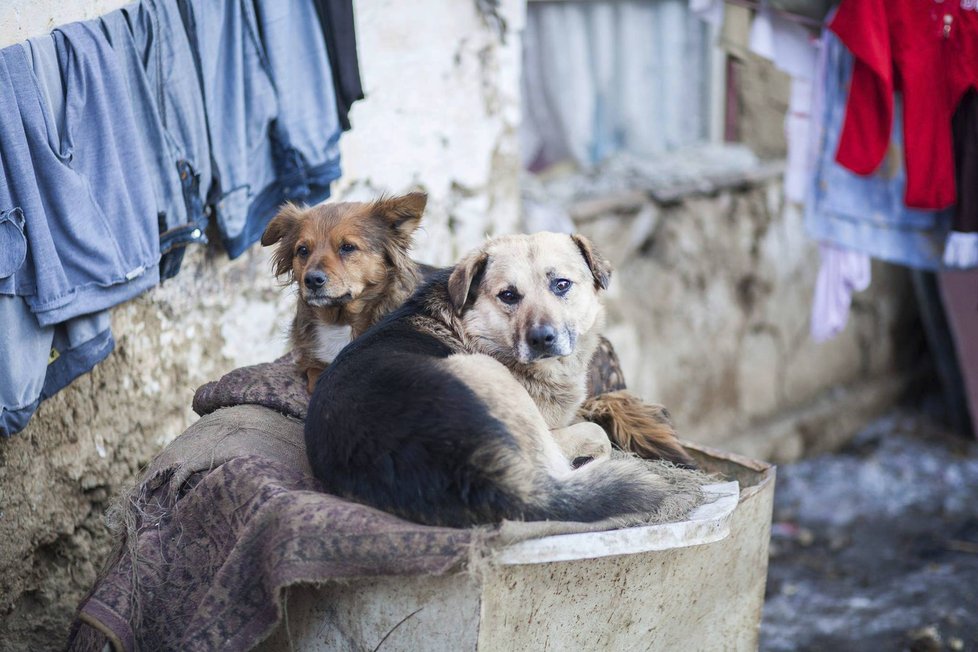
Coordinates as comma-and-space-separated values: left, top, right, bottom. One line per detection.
259, 444, 775, 651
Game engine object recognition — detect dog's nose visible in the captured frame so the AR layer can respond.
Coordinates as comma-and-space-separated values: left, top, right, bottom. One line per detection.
527, 324, 558, 354
304, 271, 327, 290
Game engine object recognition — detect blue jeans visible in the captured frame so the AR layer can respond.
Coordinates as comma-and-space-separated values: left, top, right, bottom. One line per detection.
0, 208, 114, 436
127, 0, 213, 279
248, 0, 342, 221
180, 0, 342, 259
0, 23, 159, 326
0, 294, 113, 437
805, 30, 951, 270
179, 0, 279, 258
100, 8, 196, 277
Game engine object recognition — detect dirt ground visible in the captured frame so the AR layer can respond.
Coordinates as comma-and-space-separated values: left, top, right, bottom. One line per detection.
761, 406, 978, 651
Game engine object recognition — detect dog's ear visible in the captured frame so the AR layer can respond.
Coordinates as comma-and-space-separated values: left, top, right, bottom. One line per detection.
448, 249, 489, 316
571, 234, 612, 291
373, 192, 427, 246
262, 203, 305, 279
261, 203, 304, 247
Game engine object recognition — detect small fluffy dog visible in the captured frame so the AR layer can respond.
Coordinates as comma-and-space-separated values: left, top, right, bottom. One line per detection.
261, 193, 427, 392
305, 232, 689, 527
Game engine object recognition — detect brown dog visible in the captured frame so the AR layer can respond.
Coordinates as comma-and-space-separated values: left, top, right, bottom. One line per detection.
261, 193, 426, 392
304, 232, 693, 527
263, 194, 689, 465
448, 233, 693, 467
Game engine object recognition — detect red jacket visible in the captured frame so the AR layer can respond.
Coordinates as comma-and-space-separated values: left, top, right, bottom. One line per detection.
830, 0, 978, 210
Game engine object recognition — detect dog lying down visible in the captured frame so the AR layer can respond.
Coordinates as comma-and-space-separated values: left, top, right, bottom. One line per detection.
262, 193, 693, 469
305, 232, 704, 527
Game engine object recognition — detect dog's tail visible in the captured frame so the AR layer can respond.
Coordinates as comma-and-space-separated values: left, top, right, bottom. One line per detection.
577, 391, 696, 468
523, 456, 680, 523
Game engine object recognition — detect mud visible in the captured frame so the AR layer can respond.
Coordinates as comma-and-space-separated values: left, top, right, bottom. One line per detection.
762, 409, 978, 651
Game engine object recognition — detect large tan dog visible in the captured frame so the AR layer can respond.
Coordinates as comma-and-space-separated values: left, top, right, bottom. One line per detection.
304, 232, 690, 526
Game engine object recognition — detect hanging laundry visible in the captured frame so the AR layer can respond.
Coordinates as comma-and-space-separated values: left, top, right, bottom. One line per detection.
0, 24, 160, 327
0, 22, 160, 435
176, 0, 280, 259
830, 0, 978, 210
747, 3, 818, 204
313, 0, 364, 132
99, 7, 198, 281
689, 0, 723, 29
810, 243, 870, 343
179, 0, 343, 260
805, 16, 872, 343
249, 0, 343, 232
128, 0, 214, 280
945, 88, 978, 268
805, 29, 952, 271
0, 296, 113, 436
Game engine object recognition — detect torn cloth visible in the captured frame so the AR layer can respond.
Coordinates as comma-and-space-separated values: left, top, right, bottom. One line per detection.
67, 404, 478, 651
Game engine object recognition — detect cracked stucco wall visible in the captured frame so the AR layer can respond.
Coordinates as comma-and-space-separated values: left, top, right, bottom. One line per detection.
0, 1, 525, 648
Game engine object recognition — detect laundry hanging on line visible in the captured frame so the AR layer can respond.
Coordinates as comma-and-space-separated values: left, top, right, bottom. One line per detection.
0, 0, 363, 436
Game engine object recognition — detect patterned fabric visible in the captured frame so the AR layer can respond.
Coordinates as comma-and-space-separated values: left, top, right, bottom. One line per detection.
68, 425, 474, 650
192, 350, 309, 420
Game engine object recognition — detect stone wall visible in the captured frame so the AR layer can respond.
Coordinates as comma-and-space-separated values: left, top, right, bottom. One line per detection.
0, 1, 524, 648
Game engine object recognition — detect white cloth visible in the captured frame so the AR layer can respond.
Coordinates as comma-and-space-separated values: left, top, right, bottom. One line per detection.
749, 4, 817, 79
689, 0, 723, 28
811, 243, 871, 343
522, 0, 710, 170
749, 3, 820, 204
943, 232, 978, 269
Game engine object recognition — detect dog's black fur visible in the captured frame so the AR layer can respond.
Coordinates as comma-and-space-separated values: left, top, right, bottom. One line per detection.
305, 271, 527, 525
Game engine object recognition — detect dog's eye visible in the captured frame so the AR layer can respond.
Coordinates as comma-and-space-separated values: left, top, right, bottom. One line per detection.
296, 245, 309, 258
339, 243, 357, 254
497, 289, 520, 305
552, 278, 573, 295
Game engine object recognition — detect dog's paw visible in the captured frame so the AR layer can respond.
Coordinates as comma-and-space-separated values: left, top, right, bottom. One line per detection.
551, 421, 613, 464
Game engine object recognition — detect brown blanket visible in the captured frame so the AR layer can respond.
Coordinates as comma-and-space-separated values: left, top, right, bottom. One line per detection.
68, 354, 705, 651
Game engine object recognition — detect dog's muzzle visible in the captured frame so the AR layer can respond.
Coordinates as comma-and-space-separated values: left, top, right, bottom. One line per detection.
521, 324, 573, 362
304, 270, 327, 291
302, 272, 354, 306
